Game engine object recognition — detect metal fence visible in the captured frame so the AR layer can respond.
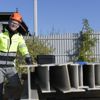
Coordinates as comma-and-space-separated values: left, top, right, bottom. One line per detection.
25, 32, 100, 64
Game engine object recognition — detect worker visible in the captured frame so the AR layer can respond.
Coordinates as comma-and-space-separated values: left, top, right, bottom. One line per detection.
0, 11, 32, 100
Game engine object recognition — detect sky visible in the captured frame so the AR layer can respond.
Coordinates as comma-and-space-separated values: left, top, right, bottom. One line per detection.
0, 0, 100, 35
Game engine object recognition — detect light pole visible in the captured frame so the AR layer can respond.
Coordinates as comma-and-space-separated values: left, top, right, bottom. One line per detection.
34, 0, 38, 36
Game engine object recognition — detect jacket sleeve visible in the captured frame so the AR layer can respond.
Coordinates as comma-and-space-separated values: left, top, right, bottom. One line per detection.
18, 35, 29, 56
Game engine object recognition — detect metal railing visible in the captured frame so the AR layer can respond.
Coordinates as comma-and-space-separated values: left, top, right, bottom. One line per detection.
25, 32, 100, 64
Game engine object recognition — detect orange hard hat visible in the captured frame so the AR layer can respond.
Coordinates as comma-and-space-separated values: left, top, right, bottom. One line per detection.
10, 11, 22, 23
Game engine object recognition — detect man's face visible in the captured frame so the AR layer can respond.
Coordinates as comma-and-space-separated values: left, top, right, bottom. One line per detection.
9, 20, 20, 31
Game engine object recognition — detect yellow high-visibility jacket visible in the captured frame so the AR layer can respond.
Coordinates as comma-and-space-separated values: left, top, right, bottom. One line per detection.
0, 28, 29, 67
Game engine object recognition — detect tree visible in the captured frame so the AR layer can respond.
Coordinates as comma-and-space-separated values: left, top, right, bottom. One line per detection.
75, 19, 97, 62
16, 36, 53, 73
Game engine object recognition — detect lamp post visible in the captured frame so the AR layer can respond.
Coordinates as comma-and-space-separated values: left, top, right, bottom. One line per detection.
34, 0, 38, 36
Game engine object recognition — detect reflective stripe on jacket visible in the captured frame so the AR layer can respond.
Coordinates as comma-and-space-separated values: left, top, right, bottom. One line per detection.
0, 28, 29, 67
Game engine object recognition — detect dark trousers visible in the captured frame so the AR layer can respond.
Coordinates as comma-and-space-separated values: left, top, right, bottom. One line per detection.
0, 83, 3, 100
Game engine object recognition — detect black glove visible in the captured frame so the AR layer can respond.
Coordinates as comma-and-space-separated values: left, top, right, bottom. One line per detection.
25, 57, 33, 65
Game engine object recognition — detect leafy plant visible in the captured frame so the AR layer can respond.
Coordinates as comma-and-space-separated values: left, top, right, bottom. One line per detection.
16, 36, 53, 73
75, 19, 97, 62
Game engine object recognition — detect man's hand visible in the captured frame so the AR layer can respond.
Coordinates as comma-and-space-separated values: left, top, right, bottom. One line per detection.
25, 57, 33, 65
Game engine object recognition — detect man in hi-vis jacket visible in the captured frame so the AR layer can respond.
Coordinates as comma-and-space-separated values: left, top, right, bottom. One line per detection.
0, 11, 32, 100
